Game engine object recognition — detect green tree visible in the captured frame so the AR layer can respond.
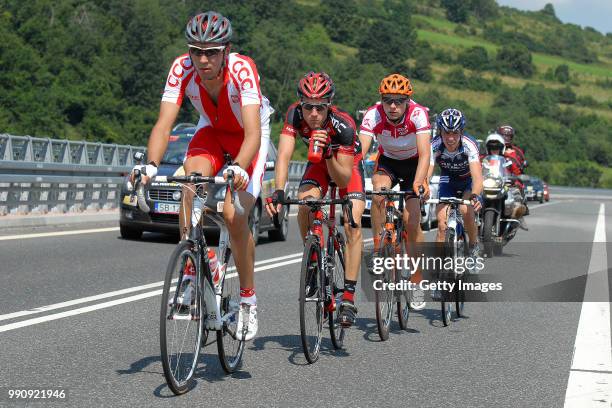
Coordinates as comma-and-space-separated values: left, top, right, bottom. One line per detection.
441, 0, 469, 23
554, 64, 570, 83
458, 46, 490, 71
557, 86, 577, 104
495, 44, 535, 77
564, 161, 603, 187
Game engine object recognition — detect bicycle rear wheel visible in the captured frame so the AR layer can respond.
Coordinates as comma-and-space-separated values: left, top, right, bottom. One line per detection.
217, 247, 245, 373
160, 240, 203, 395
375, 240, 395, 341
299, 235, 324, 363
329, 233, 346, 349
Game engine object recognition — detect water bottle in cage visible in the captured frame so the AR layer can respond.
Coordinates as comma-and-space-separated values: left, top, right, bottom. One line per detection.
208, 248, 221, 286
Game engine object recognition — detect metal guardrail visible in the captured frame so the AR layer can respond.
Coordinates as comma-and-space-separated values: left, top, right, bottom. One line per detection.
0, 134, 146, 215
0, 133, 308, 216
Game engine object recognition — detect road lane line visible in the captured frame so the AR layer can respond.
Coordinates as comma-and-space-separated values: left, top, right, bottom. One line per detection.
564, 203, 611, 408
0, 251, 304, 322
0, 237, 374, 332
0, 227, 120, 241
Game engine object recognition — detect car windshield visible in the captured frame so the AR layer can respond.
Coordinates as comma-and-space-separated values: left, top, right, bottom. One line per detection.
160, 133, 193, 165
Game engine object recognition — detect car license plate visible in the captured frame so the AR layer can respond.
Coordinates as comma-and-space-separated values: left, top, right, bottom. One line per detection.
366, 200, 372, 210
217, 201, 224, 213
154, 202, 180, 214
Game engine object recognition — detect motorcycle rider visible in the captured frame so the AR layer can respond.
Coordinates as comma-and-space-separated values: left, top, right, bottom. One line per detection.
484, 134, 527, 229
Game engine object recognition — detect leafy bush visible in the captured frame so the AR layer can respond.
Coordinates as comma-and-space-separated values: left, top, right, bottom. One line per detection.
495, 44, 535, 77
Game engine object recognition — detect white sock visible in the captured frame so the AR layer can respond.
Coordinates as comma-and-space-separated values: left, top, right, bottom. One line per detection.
241, 294, 257, 306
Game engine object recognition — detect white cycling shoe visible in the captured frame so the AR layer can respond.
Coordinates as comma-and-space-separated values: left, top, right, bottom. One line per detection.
235, 303, 258, 341
409, 288, 427, 310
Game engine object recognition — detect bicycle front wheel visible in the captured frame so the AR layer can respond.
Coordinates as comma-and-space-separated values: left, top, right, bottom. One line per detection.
329, 233, 346, 349
160, 240, 203, 395
375, 241, 395, 341
441, 229, 456, 327
217, 247, 245, 373
299, 235, 324, 364
396, 237, 410, 330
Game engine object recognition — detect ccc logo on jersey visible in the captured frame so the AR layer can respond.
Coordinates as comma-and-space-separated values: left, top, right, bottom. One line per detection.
167, 56, 192, 88
231, 60, 254, 91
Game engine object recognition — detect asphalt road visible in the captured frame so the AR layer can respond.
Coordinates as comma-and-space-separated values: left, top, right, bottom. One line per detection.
0, 197, 609, 408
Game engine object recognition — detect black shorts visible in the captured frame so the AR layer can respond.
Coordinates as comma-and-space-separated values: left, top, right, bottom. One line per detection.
374, 155, 418, 197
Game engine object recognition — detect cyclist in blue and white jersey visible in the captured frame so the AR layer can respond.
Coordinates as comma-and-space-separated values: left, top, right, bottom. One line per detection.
428, 108, 483, 259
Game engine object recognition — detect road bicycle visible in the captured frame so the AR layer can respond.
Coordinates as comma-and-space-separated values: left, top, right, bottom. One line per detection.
365, 188, 415, 340
283, 184, 357, 364
427, 196, 472, 326
156, 171, 245, 394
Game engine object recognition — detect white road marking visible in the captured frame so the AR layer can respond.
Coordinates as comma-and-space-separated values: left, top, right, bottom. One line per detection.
564, 204, 611, 408
0, 239, 374, 333
0, 227, 120, 241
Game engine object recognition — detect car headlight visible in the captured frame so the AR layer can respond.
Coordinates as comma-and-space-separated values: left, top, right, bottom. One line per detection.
483, 177, 502, 189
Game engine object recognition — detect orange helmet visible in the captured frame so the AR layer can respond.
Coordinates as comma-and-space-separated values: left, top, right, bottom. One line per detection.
379, 74, 413, 96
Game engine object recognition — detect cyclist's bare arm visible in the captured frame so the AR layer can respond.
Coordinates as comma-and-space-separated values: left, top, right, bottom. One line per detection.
140, 101, 180, 184
427, 163, 435, 181
234, 104, 261, 169
266, 133, 295, 216
469, 160, 484, 196
359, 132, 373, 157
326, 153, 352, 188
227, 104, 261, 190
414, 131, 432, 190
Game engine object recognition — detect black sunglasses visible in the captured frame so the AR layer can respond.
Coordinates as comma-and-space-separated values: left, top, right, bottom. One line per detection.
301, 102, 330, 112
189, 46, 225, 58
382, 96, 408, 106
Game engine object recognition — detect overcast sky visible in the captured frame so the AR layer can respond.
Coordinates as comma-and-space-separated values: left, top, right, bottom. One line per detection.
496, 0, 612, 34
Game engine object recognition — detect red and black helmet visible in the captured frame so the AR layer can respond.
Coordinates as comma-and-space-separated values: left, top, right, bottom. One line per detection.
497, 125, 515, 145
297, 72, 335, 100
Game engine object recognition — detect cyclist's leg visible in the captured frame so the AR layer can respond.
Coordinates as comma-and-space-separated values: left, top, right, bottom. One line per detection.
435, 204, 448, 242
297, 161, 327, 242
371, 155, 394, 250
221, 133, 270, 291
339, 161, 366, 301
182, 126, 224, 239
435, 176, 454, 242
460, 181, 478, 246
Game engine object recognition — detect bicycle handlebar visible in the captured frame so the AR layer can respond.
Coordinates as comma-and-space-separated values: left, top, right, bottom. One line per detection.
154, 172, 244, 216
282, 197, 358, 228
427, 197, 472, 206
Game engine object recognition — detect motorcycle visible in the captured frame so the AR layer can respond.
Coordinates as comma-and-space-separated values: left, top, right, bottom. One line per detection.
480, 155, 520, 257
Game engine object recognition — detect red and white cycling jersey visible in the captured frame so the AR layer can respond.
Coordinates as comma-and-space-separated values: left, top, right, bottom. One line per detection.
359, 101, 431, 160
162, 52, 273, 134
161, 52, 273, 198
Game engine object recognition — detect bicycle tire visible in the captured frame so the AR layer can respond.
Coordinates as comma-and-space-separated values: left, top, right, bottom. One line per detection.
299, 235, 324, 363
375, 240, 395, 341
455, 233, 468, 318
217, 247, 245, 373
328, 232, 346, 349
441, 229, 455, 327
395, 236, 410, 330
160, 240, 203, 395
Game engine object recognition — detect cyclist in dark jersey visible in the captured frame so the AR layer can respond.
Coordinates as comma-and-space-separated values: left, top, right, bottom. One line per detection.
428, 108, 483, 259
265, 72, 365, 328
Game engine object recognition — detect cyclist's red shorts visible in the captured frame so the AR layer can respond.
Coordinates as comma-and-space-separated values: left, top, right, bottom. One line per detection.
185, 126, 268, 197
299, 155, 365, 201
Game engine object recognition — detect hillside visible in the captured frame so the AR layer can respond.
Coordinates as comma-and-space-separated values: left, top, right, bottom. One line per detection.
0, 0, 610, 187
